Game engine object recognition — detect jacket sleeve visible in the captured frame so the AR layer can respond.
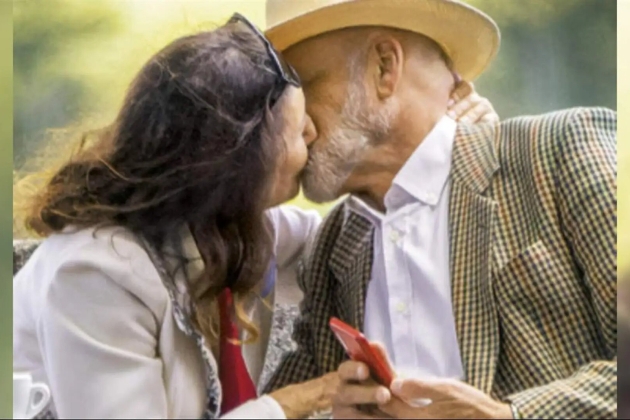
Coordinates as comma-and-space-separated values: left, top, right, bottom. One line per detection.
269, 204, 322, 273
506, 107, 617, 418
37, 241, 171, 419
263, 205, 346, 393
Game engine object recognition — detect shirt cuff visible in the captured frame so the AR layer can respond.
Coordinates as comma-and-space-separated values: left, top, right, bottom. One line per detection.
220, 395, 286, 419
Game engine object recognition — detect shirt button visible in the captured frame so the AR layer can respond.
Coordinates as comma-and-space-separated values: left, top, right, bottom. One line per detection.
426, 192, 437, 202
396, 302, 408, 314
389, 230, 400, 242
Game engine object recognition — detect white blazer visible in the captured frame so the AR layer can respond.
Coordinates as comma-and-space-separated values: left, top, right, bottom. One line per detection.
13, 205, 322, 419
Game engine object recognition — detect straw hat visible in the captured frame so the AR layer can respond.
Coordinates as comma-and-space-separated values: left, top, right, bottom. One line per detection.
265, 0, 501, 81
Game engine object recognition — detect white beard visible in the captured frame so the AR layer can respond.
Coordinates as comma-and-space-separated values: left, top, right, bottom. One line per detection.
301, 79, 396, 203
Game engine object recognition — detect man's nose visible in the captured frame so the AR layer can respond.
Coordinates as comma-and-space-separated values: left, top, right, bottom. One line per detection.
303, 115, 317, 147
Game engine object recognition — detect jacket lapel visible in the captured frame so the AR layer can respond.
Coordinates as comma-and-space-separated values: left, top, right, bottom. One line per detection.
152, 227, 222, 419
449, 123, 501, 394
328, 208, 374, 331
324, 122, 502, 392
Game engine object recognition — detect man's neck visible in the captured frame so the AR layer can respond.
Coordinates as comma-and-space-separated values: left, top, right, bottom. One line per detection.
344, 110, 447, 211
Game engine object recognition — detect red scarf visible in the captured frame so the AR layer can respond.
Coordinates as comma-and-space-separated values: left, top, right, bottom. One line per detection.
218, 288, 258, 415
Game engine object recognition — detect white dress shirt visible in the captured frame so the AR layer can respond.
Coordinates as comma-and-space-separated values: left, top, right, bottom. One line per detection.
350, 115, 465, 380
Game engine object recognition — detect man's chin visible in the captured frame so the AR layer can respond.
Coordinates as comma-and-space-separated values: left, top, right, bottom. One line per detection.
301, 180, 343, 204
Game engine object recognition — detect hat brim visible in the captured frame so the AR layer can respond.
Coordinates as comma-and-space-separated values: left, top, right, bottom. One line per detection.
265, 0, 500, 81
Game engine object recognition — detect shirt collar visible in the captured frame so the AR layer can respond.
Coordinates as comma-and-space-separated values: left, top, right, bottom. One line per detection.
385, 115, 457, 209
347, 115, 457, 220
346, 194, 384, 225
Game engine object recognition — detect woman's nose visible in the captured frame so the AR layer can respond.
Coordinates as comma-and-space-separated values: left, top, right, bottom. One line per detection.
303, 115, 317, 147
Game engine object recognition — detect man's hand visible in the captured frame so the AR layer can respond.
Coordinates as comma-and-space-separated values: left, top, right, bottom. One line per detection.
331, 340, 513, 419
378, 377, 514, 419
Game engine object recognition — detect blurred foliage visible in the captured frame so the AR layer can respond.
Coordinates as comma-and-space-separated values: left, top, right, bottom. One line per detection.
13, 0, 123, 168
470, 0, 616, 119
1, 1, 13, 417
12, 0, 617, 240
468, 0, 592, 26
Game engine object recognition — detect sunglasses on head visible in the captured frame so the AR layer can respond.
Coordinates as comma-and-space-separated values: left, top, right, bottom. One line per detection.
228, 13, 301, 107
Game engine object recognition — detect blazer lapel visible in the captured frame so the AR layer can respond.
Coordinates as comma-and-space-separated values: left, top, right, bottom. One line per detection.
242, 266, 276, 390
328, 207, 374, 331
151, 227, 222, 419
449, 123, 501, 394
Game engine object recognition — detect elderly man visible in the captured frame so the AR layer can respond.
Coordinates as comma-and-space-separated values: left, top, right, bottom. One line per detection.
263, 0, 617, 419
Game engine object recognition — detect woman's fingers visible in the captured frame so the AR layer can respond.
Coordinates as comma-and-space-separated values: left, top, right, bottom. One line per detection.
447, 93, 478, 121
451, 80, 474, 102
338, 360, 370, 382
447, 80, 499, 124
458, 98, 499, 124
334, 382, 391, 406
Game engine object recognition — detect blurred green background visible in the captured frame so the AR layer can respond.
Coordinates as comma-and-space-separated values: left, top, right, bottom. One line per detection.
1, 1, 12, 417
6, 0, 621, 417
11, 0, 617, 229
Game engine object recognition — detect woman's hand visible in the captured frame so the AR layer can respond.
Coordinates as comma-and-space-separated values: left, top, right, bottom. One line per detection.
331, 342, 395, 419
269, 372, 339, 418
447, 81, 499, 124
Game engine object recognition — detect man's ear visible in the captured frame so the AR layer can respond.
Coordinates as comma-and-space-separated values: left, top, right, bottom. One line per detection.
368, 35, 404, 100
449, 71, 464, 97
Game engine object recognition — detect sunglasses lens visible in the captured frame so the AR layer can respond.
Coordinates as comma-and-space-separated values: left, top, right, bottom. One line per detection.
228, 13, 301, 92
277, 54, 301, 86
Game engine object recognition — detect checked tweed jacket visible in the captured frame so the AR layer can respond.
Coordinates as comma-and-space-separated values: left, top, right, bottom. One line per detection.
264, 107, 617, 419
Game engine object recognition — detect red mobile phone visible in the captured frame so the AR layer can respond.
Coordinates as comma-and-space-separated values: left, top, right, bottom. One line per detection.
329, 317, 395, 387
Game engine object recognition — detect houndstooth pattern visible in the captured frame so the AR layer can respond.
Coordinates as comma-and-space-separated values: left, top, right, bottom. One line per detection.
264, 107, 617, 419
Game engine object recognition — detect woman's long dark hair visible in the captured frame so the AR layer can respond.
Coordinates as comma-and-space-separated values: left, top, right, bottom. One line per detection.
18, 22, 289, 342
